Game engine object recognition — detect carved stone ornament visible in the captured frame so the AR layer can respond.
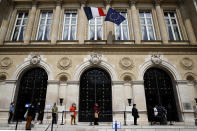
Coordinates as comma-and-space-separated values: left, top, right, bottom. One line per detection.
89, 53, 102, 65
119, 57, 134, 70
30, 55, 41, 65
151, 54, 162, 65
0, 57, 13, 70
180, 57, 194, 70
57, 57, 71, 70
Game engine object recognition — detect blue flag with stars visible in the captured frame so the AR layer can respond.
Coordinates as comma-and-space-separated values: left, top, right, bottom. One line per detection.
105, 8, 126, 25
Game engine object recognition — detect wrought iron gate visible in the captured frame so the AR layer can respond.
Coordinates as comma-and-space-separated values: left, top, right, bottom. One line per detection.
13, 67, 48, 120
79, 67, 112, 122
144, 67, 179, 121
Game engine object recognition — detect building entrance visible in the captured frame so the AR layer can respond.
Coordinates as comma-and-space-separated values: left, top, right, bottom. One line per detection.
144, 67, 179, 122
79, 67, 112, 122
13, 67, 48, 121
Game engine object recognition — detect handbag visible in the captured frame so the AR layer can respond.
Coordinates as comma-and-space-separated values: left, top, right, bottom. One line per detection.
24, 109, 28, 119
94, 112, 98, 118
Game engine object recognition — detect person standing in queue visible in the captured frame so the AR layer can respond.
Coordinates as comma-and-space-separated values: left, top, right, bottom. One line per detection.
8, 102, 14, 124
25, 104, 35, 130
52, 103, 58, 124
94, 103, 99, 125
132, 104, 139, 125
70, 103, 77, 125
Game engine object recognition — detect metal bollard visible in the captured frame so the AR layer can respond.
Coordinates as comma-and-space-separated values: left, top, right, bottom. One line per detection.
15, 120, 18, 130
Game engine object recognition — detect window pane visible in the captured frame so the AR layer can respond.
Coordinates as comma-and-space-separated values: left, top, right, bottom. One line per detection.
168, 26, 174, 40
97, 18, 102, 24
63, 25, 69, 40
41, 12, 46, 18
115, 25, 121, 40
90, 25, 95, 40
90, 19, 95, 24
65, 18, 70, 24
47, 19, 52, 24
139, 12, 144, 17
122, 25, 129, 40
142, 26, 148, 40
19, 26, 25, 41
70, 25, 76, 40
16, 20, 21, 25
48, 12, 52, 18
147, 18, 152, 24
72, 13, 77, 17
40, 19, 45, 25
97, 25, 102, 40
171, 19, 176, 24
24, 13, 28, 18
22, 19, 27, 25
165, 19, 170, 24
170, 12, 175, 17
140, 18, 145, 24
18, 13, 23, 18
173, 26, 181, 40
71, 18, 76, 24
164, 12, 168, 17
145, 12, 151, 18
66, 13, 70, 17
37, 26, 44, 40
44, 26, 50, 40
12, 27, 19, 41
148, 26, 155, 40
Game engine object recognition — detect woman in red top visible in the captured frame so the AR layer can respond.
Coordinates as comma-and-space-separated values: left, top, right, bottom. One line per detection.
94, 103, 99, 125
70, 103, 77, 125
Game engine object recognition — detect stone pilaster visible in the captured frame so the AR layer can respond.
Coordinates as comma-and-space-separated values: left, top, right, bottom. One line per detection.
24, 0, 37, 44
129, 0, 141, 44
51, 0, 62, 44
154, 0, 169, 44
178, 0, 196, 44
0, 3, 13, 44
78, 0, 87, 44
104, 0, 114, 44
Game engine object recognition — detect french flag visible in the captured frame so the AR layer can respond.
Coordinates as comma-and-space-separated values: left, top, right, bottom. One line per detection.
83, 7, 106, 20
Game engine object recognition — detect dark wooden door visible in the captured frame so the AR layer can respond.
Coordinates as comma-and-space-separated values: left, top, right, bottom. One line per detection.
144, 67, 179, 121
79, 67, 112, 122
13, 67, 48, 120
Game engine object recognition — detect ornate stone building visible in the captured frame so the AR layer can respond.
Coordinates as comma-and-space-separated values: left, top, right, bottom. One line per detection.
0, 0, 197, 125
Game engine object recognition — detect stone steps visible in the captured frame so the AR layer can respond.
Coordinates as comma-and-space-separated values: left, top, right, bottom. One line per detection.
0, 123, 196, 131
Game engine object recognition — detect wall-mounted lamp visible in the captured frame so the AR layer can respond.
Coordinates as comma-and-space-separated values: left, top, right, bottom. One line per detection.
60, 98, 64, 106
128, 98, 132, 106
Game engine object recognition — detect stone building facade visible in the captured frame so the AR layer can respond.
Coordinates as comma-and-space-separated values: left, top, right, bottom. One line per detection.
0, 0, 197, 125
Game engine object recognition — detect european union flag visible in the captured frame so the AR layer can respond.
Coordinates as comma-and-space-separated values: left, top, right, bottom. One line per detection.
105, 8, 126, 25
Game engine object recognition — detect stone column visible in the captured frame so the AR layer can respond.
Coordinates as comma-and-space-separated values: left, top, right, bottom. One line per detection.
124, 83, 132, 101
104, 0, 114, 44
178, 1, 196, 44
51, 0, 62, 44
24, 1, 37, 44
154, 0, 168, 44
59, 83, 67, 103
130, 0, 141, 44
78, 0, 87, 44
0, 4, 14, 44
132, 81, 148, 124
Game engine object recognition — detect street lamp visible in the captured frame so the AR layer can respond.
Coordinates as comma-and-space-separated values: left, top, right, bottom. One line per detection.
128, 99, 132, 106
59, 98, 64, 125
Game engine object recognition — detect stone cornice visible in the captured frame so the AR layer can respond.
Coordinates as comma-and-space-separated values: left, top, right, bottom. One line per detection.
0, 44, 197, 53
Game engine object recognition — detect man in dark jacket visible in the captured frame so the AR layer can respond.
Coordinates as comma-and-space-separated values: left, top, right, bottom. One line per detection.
132, 104, 139, 125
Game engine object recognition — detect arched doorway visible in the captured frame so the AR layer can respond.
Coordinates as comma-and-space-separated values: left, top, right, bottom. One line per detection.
144, 67, 179, 122
13, 67, 48, 120
79, 67, 112, 122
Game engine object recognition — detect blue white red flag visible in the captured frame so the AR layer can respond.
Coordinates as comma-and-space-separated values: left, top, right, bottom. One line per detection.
83, 7, 106, 20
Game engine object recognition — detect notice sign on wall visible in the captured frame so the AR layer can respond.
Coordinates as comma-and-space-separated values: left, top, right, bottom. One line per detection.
112, 122, 121, 129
